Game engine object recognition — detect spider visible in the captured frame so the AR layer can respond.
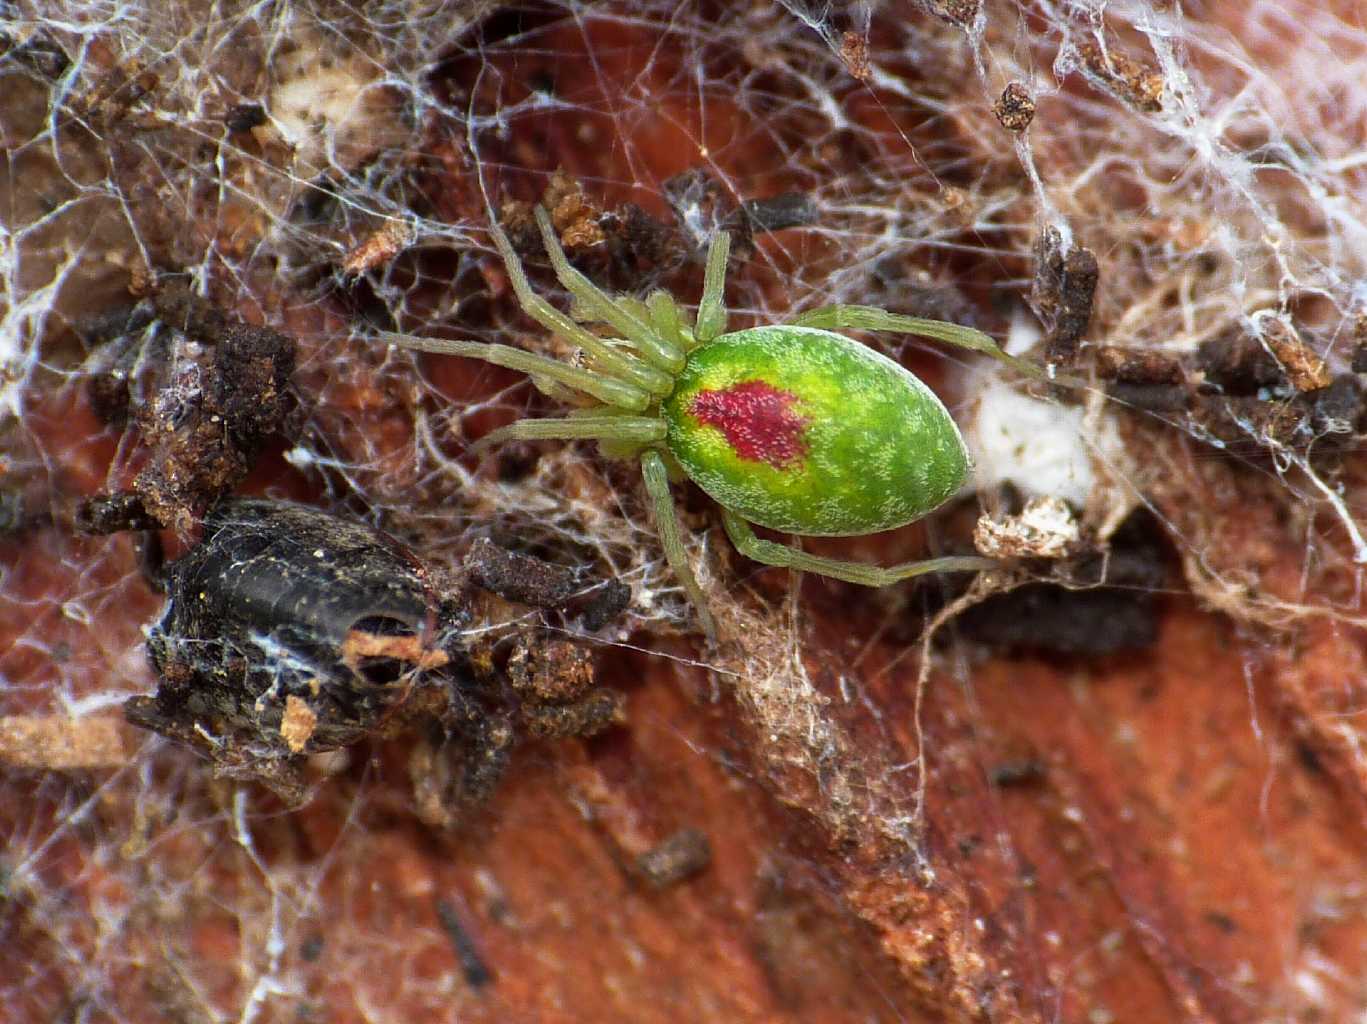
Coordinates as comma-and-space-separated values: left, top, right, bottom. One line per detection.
378, 205, 1069, 642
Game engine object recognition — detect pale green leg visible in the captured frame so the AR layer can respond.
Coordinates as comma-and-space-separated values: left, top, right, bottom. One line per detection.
646, 291, 686, 353
531, 207, 684, 374
692, 229, 732, 345
790, 305, 1085, 388
483, 213, 671, 396
469, 416, 667, 453
375, 330, 650, 412
721, 511, 998, 586
641, 450, 718, 642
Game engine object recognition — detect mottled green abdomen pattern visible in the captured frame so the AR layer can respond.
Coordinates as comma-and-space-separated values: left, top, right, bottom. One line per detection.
663, 326, 970, 536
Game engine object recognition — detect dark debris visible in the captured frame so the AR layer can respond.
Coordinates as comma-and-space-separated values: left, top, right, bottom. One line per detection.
661, 168, 731, 242
737, 192, 819, 236
502, 168, 814, 299
1192, 374, 1365, 453
435, 900, 495, 989
224, 102, 267, 133
74, 280, 298, 535
0, 26, 72, 80
466, 535, 632, 632
1091, 320, 1365, 454
74, 491, 164, 535
520, 690, 625, 740
989, 759, 1047, 788
1031, 227, 1098, 364
1094, 346, 1189, 412
664, 168, 816, 255
958, 509, 1167, 657
1198, 326, 1290, 395
466, 536, 581, 607
635, 827, 712, 888
1199, 319, 1331, 396
125, 499, 630, 810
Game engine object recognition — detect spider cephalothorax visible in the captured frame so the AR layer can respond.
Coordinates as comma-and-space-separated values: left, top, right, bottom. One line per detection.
379, 204, 1066, 642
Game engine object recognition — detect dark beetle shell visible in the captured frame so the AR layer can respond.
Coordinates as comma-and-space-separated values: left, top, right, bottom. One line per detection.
129, 499, 457, 756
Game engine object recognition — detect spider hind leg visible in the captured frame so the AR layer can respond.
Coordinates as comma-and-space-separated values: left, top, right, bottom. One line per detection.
721, 511, 997, 587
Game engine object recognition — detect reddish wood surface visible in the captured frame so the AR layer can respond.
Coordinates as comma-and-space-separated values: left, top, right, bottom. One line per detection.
5, 3, 1367, 1022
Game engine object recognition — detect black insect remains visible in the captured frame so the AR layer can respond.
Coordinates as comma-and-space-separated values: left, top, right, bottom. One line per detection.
126, 498, 626, 807
126, 499, 454, 799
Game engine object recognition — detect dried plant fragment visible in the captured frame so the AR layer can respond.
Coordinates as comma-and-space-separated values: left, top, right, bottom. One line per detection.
342, 219, 414, 277
916, 0, 980, 29
1261, 317, 1331, 392
543, 169, 606, 249
1076, 40, 1166, 112
465, 536, 581, 607
974, 496, 1081, 560
279, 696, 318, 754
507, 637, 624, 739
840, 31, 871, 81
0, 715, 136, 770
993, 81, 1035, 132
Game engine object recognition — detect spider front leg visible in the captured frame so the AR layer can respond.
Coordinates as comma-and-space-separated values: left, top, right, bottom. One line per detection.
468, 416, 666, 454
693, 227, 732, 345
721, 511, 997, 587
530, 207, 685, 374
375, 331, 651, 411
790, 305, 1085, 387
641, 450, 717, 642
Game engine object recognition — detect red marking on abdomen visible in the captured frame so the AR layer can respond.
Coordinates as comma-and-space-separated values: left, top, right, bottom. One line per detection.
689, 380, 809, 469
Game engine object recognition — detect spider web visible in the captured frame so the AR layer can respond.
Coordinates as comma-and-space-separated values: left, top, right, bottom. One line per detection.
4, 1, 1367, 1020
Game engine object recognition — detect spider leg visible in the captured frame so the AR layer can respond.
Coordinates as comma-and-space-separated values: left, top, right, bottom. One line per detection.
376, 331, 650, 411
646, 291, 686, 352
531, 207, 684, 374
641, 450, 718, 642
789, 305, 1086, 387
721, 510, 997, 587
469, 416, 667, 453
692, 229, 731, 346
484, 215, 673, 396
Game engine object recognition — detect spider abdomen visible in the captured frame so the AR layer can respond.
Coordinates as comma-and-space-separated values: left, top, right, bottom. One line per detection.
662, 326, 970, 536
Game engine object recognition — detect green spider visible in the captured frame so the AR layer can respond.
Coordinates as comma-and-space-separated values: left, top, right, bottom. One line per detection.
378, 206, 1065, 642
